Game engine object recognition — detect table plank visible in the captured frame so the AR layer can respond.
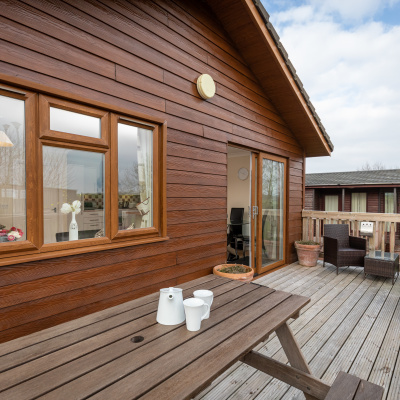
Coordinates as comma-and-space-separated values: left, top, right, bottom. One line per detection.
0, 275, 230, 373
0, 274, 222, 357
1, 280, 263, 399
0, 277, 311, 400
139, 293, 309, 400
43, 286, 278, 400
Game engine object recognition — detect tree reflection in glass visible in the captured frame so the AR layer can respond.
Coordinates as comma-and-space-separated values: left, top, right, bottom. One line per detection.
0, 95, 26, 242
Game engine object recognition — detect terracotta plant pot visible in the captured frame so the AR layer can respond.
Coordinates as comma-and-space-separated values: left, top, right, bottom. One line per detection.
213, 264, 254, 283
294, 241, 321, 267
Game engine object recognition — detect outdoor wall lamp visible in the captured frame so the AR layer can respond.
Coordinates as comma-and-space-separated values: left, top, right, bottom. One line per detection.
197, 74, 216, 100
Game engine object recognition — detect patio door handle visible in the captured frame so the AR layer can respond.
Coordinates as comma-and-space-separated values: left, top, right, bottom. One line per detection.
252, 206, 258, 219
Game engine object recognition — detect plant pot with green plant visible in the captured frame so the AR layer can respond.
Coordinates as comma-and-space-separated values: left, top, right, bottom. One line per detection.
294, 240, 321, 267
213, 263, 254, 283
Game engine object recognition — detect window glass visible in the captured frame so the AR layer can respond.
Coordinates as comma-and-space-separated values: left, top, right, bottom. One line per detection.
325, 195, 338, 211
0, 95, 26, 243
42, 146, 105, 243
50, 107, 101, 138
385, 192, 395, 232
117, 123, 153, 230
261, 158, 284, 267
351, 193, 367, 212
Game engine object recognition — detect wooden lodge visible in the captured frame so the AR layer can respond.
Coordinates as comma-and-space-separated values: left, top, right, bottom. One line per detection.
305, 170, 400, 213
0, 0, 332, 343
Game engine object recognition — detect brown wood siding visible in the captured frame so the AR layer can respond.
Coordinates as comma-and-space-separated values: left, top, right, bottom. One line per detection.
0, 0, 305, 342
304, 188, 314, 210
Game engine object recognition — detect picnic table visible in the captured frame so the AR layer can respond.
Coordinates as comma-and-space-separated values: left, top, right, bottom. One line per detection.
0, 274, 331, 400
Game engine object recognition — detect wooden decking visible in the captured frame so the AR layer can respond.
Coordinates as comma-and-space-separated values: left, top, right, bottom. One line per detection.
195, 261, 400, 400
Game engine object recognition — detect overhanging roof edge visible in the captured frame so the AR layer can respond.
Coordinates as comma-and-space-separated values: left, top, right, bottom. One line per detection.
252, 0, 334, 152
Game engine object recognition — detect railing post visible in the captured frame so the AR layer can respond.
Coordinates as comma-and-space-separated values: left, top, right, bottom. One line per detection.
380, 222, 385, 252
308, 219, 314, 242
390, 222, 395, 253
368, 222, 375, 252
302, 217, 308, 241
354, 220, 359, 237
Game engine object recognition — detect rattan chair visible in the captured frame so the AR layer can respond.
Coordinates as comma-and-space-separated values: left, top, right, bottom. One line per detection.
323, 224, 366, 274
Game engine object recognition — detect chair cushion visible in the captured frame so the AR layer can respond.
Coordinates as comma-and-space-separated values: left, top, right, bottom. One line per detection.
339, 248, 366, 256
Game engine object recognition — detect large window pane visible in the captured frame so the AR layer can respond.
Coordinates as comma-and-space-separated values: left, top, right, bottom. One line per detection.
351, 193, 367, 212
43, 146, 105, 243
325, 195, 339, 211
385, 192, 395, 232
50, 107, 101, 138
0, 95, 26, 243
261, 158, 284, 267
117, 123, 153, 230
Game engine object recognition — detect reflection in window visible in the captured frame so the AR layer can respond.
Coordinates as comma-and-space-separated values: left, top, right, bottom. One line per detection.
117, 123, 153, 230
262, 159, 284, 265
50, 107, 101, 138
42, 146, 104, 243
0, 95, 26, 243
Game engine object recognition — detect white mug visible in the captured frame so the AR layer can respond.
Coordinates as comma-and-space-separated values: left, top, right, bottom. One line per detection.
193, 290, 214, 319
183, 298, 210, 331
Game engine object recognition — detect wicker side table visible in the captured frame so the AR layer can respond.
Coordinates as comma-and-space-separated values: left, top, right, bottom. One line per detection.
364, 251, 399, 284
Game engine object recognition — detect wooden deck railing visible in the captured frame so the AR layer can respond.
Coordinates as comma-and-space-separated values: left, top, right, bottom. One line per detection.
302, 210, 400, 252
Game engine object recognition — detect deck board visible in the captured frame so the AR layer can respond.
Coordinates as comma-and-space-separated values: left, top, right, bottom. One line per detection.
195, 261, 400, 400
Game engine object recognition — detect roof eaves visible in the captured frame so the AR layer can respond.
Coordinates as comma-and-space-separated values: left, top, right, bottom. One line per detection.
252, 0, 334, 152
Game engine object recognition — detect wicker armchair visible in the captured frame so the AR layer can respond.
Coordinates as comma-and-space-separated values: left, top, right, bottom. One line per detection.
323, 224, 366, 274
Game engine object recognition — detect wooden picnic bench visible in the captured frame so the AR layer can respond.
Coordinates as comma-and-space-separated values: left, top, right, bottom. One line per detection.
325, 371, 384, 400
0, 275, 384, 399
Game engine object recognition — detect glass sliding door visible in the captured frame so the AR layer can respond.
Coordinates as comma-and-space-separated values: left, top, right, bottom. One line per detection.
257, 153, 286, 274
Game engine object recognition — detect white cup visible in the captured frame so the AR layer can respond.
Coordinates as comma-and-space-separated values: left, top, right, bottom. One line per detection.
193, 290, 214, 319
183, 298, 210, 331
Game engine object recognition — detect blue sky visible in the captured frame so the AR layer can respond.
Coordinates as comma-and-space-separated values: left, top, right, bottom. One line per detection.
261, 1, 400, 173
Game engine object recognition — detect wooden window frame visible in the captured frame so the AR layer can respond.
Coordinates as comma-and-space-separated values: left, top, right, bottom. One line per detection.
110, 114, 162, 242
39, 95, 109, 148
0, 86, 37, 256
38, 140, 111, 253
0, 82, 167, 267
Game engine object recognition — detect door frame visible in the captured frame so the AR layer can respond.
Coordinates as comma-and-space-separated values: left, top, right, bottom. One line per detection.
252, 152, 287, 275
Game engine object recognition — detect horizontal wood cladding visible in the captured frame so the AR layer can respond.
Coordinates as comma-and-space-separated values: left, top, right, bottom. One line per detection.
0, 253, 226, 330
0, 0, 306, 342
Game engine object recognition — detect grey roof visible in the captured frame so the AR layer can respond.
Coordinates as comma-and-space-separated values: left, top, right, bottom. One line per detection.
252, 0, 334, 152
306, 170, 400, 187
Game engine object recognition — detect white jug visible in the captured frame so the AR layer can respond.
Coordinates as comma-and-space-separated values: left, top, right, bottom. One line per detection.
156, 287, 185, 325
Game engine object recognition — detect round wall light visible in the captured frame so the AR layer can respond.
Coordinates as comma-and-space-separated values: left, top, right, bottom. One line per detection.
197, 74, 216, 100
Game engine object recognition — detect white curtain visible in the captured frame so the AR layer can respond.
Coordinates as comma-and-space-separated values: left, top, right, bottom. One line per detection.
351, 193, 367, 213
137, 129, 153, 228
385, 192, 394, 232
325, 195, 338, 211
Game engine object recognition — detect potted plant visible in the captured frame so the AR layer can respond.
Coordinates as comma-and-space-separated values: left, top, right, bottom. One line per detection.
0, 226, 24, 242
294, 240, 321, 267
213, 263, 254, 283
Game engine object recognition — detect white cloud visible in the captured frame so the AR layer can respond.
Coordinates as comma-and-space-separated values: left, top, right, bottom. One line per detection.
266, 2, 400, 172
309, 0, 395, 21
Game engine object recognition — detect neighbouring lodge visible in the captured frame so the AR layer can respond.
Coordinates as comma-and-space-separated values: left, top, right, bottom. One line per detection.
0, 0, 333, 343
305, 170, 400, 213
